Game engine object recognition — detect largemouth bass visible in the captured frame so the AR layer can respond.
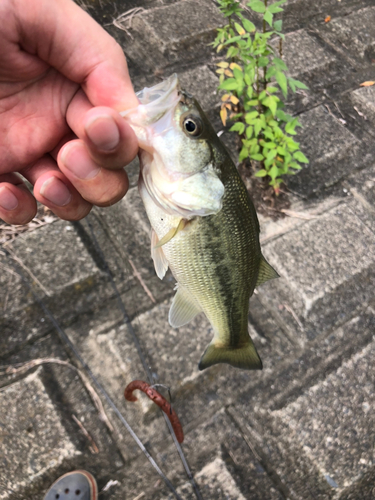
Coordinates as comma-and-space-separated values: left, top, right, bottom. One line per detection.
122, 75, 278, 371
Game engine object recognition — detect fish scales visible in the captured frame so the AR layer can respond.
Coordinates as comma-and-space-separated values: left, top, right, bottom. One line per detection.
122, 75, 278, 371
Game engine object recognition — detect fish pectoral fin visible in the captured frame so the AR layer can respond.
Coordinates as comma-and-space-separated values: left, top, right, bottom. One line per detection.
151, 230, 169, 280
169, 286, 202, 328
256, 255, 279, 287
198, 339, 262, 371
154, 218, 186, 248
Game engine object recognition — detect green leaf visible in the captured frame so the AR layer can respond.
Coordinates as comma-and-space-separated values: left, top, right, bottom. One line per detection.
248, 1, 266, 13
273, 20, 282, 31
269, 164, 280, 180
246, 126, 254, 139
288, 78, 296, 93
264, 10, 273, 26
263, 142, 277, 150
251, 153, 264, 161
227, 46, 239, 58
263, 129, 274, 140
255, 169, 268, 177
266, 86, 279, 94
221, 35, 243, 46
268, 4, 283, 14
263, 96, 277, 116
243, 19, 256, 32
258, 56, 269, 67
220, 78, 239, 91
294, 80, 309, 90
247, 99, 259, 106
233, 68, 243, 81
285, 119, 297, 135
229, 122, 245, 134
293, 151, 309, 163
239, 146, 249, 162
254, 119, 262, 137
290, 162, 302, 170
277, 146, 286, 155
265, 66, 276, 79
276, 109, 288, 121
266, 149, 277, 161
276, 71, 288, 97
245, 111, 259, 123
273, 57, 288, 71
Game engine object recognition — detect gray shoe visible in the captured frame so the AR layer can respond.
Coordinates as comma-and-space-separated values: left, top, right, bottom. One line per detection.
43, 470, 97, 500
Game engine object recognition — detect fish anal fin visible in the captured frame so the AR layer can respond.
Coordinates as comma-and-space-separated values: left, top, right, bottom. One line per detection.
169, 286, 202, 328
198, 340, 262, 371
154, 218, 186, 248
256, 255, 279, 287
151, 230, 169, 280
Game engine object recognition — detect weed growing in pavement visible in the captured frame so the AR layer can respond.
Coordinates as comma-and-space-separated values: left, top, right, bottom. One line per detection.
213, 0, 309, 195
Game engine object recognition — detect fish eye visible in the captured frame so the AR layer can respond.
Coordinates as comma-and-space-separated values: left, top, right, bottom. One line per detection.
183, 116, 203, 137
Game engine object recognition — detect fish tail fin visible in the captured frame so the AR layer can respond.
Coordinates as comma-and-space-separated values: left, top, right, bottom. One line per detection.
198, 339, 262, 371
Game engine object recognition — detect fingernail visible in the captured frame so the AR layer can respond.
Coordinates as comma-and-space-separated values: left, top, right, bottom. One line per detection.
85, 114, 120, 151
61, 143, 101, 179
40, 177, 72, 206
0, 186, 19, 211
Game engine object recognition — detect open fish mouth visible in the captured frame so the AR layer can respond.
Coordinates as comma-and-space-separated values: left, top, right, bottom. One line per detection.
121, 74, 181, 132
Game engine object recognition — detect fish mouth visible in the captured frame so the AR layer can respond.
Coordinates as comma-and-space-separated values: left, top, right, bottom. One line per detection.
121, 74, 181, 129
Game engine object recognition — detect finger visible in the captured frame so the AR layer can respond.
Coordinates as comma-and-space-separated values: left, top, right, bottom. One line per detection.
14, 0, 139, 110
0, 174, 37, 225
22, 156, 92, 221
57, 140, 130, 206
66, 90, 138, 170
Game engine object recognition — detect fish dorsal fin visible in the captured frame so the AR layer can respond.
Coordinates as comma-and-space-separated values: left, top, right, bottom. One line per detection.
256, 255, 279, 287
169, 286, 202, 328
154, 218, 186, 248
151, 230, 169, 280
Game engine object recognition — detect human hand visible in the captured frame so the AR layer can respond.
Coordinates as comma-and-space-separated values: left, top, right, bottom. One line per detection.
0, 0, 139, 225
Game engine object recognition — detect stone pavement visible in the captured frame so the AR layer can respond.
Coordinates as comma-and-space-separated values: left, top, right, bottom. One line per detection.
1, 0, 375, 499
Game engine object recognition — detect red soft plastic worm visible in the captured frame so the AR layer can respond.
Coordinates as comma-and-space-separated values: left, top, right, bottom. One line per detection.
124, 380, 184, 443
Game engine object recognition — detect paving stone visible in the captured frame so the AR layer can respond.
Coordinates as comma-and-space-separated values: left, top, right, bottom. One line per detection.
283, 29, 339, 84
231, 310, 375, 500
166, 458, 248, 500
115, 409, 284, 500
320, 7, 375, 65
178, 65, 220, 112
0, 368, 80, 500
338, 466, 375, 500
0, 218, 119, 358
272, 337, 375, 491
259, 200, 375, 341
286, 106, 363, 196
254, 309, 375, 413
350, 85, 375, 127
124, 0, 224, 71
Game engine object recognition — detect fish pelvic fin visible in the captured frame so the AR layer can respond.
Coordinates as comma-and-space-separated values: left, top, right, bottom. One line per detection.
154, 218, 186, 248
169, 286, 202, 328
198, 339, 262, 371
151, 230, 169, 279
256, 255, 279, 287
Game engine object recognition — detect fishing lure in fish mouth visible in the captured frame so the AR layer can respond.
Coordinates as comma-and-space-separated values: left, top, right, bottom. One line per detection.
122, 74, 279, 371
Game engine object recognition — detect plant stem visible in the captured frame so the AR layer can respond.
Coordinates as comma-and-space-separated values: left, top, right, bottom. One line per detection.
263, 0, 268, 92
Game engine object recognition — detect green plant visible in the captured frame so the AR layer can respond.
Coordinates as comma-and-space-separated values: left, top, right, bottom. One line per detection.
213, 0, 309, 194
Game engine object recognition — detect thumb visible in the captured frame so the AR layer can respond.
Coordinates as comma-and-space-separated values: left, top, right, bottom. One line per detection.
13, 0, 138, 110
